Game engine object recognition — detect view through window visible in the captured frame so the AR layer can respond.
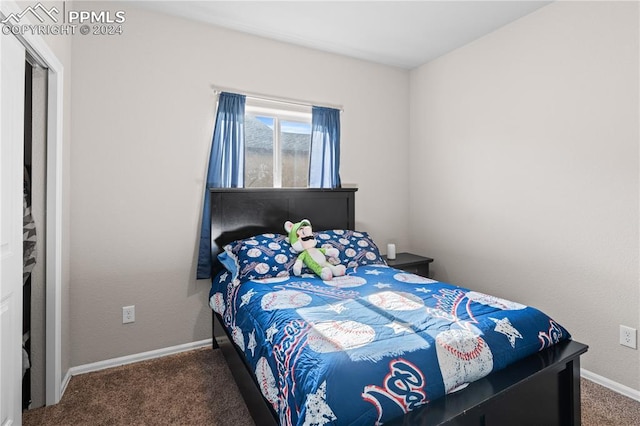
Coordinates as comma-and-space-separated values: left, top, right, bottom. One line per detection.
245, 102, 311, 188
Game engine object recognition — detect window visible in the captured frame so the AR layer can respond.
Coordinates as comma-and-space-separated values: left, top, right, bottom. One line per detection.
244, 100, 311, 188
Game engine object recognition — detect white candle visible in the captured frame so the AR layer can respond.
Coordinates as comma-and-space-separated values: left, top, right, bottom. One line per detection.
387, 243, 396, 260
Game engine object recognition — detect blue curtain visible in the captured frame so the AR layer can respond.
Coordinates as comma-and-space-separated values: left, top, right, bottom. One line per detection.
309, 106, 341, 188
196, 92, 246, 279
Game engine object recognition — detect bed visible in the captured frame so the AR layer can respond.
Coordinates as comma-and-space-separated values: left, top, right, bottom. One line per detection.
208, 188, 588, 426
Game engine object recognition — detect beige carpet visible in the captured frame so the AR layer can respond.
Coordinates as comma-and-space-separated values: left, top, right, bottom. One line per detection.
23, 347, 640, 425
23, 348, 254, 426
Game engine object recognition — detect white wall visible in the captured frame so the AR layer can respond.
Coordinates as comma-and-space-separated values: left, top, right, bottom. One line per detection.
409, 1, 639, 391
68, 2, 410, 366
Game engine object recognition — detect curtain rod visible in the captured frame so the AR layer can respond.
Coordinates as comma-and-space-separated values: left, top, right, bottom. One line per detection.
211, 85, 343, 112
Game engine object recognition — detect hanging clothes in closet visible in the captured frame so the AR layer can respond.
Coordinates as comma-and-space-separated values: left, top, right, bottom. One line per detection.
23, 167, 37, 282
23, 166, 37, 409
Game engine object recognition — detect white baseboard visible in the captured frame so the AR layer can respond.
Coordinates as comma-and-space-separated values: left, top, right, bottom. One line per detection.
60, 369, 72, 399
60, 339, 213, 400
581, 368, 640, 402
59, 343, 638, 405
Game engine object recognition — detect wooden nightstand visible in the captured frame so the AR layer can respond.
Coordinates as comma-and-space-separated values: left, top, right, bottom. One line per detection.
383, 252, 434, 277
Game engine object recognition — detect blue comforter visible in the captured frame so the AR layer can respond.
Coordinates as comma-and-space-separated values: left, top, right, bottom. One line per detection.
210, 265, 570, 425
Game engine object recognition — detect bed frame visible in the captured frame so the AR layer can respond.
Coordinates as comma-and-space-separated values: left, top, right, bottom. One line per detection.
209, 188, 588, 426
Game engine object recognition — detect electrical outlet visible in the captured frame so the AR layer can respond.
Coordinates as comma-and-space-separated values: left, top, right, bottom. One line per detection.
122, 305, 135, 324
619, 325, 637, 349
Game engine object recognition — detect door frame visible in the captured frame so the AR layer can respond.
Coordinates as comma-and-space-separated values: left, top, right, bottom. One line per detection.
0, 0, 64, 405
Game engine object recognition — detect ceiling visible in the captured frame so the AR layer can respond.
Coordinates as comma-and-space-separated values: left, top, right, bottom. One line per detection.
135, 1, 552, 69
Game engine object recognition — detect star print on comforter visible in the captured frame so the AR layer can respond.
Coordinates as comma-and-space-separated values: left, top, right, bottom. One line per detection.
209, 265, 571, 426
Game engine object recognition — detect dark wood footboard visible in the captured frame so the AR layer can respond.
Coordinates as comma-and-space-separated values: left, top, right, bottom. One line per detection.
386, 339, 587, 426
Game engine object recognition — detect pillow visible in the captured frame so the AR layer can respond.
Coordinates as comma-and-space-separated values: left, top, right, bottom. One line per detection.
218, 230, 386, 281
219, 233, 295, 281
315, 230, 386, 269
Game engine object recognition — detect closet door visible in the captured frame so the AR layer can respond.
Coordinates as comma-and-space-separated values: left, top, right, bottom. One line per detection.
1, 32, 26, 426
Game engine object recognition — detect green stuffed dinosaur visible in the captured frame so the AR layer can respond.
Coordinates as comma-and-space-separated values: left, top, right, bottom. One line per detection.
284, 219, 346, 280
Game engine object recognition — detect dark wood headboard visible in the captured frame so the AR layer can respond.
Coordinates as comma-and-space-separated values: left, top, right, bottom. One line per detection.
209, 188, 357, 275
